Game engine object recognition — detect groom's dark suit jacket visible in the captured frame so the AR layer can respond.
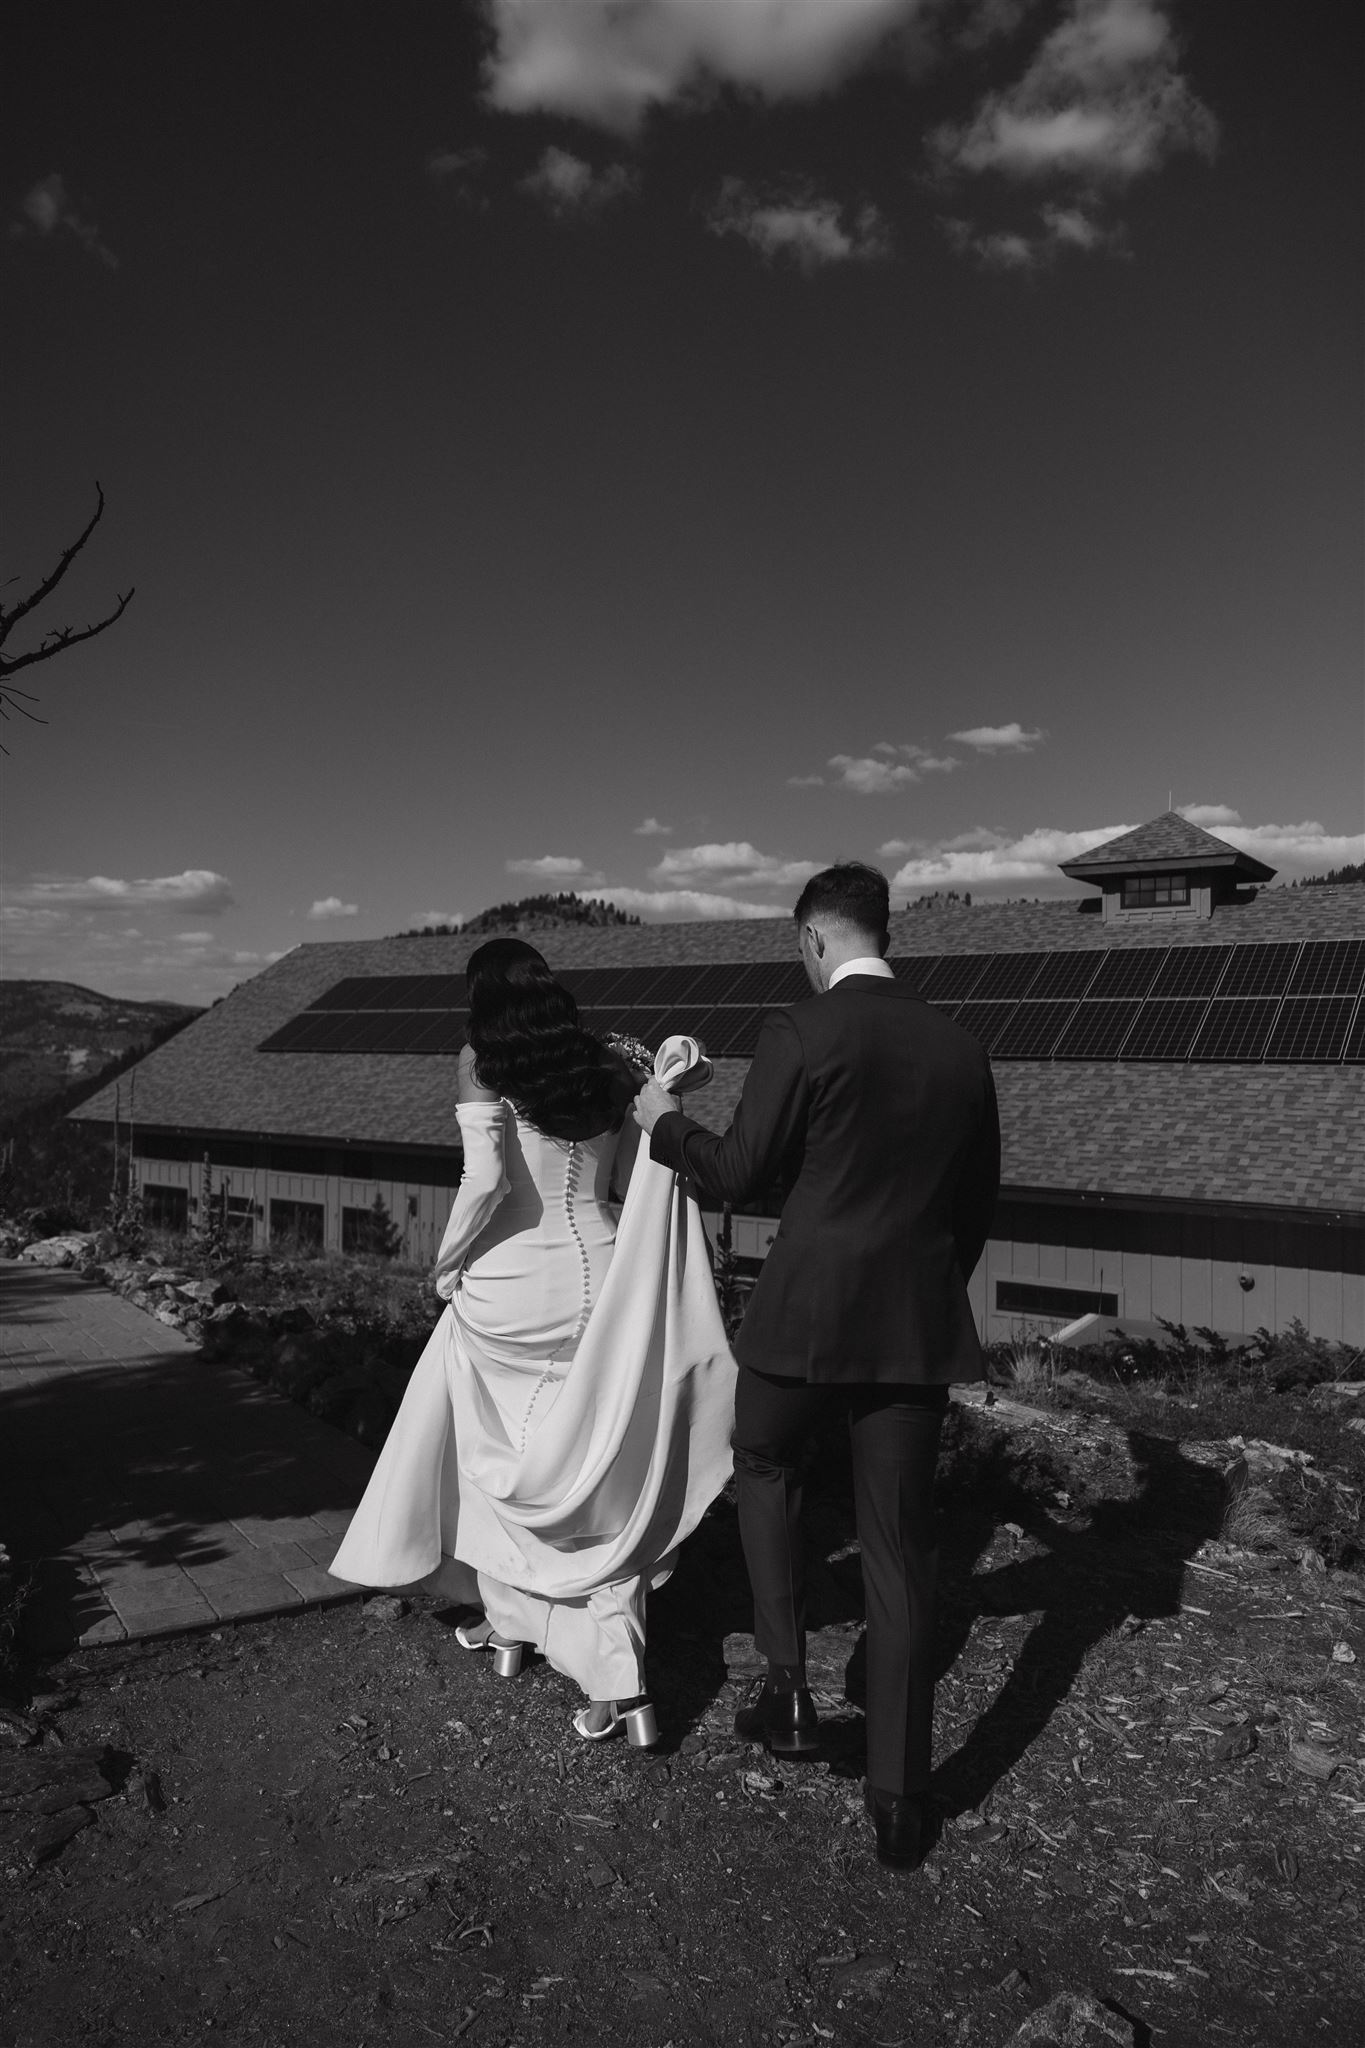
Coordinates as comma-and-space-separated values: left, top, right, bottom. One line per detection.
650, 975, 1000, 1385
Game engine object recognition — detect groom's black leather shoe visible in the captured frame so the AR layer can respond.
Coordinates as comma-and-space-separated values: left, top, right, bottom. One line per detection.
864, 1785, 930, 1871
734, 1677, 820, 1758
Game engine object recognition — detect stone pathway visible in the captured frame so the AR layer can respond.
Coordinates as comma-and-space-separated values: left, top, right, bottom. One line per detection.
0, 1261, 375, 1649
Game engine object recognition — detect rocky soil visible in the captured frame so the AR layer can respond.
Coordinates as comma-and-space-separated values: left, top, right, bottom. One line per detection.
3, 1390, 1363, 2048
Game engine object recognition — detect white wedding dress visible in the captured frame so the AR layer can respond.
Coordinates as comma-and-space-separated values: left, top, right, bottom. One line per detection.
329, 1043, 737, 1700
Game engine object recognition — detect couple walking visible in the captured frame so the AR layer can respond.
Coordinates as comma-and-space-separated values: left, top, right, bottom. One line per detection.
331, 863, 1000, 1871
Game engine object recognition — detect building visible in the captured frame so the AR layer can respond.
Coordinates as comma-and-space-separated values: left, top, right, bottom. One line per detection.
71, 815, 1365, 1345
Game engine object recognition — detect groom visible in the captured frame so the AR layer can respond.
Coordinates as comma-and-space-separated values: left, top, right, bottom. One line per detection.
635, 862, 999, 1871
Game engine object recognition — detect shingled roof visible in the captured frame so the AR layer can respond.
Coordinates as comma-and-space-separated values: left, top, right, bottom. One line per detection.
70, 883, 1365, 1217
1058, 810, 1276, 883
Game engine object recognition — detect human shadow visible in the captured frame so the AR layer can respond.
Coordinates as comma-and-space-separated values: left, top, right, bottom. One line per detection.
927, 1422, 1229, 1817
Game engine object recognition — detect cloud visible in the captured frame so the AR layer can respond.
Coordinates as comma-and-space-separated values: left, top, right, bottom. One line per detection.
9, 173, 118, 269
945, 201, 1122, 268
1189, 819, 1365, 879
1178, 803, 1240, 828
9, 870, 235, 913
884, 821, 1140, 890
708, 180, 890, 270
934, 0, 1217, 185
634, 817, 673, 836
410, 908, 466, 928
506, 855, 608, 886
520, 146, 638, 216
174, 931, 214, 945
479, 0, 925, 133
650, 842, 823, 891
579, 887, 789, 922
881, 814, 1365, 893
799, 745, 960, 793
948, 721, 1044, 751
308, 897, 360, 920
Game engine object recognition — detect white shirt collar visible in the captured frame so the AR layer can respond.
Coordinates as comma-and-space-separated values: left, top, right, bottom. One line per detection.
829, 956, 894, 989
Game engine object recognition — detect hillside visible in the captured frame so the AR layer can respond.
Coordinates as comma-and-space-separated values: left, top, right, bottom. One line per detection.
0, 981, 202, 1129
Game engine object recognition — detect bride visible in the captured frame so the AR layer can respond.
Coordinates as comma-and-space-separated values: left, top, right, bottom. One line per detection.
330, 939, 737, 1746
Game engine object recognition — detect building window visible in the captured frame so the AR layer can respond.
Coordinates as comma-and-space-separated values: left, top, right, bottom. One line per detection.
1120, 873, 1188, 909
270, 1199, 325, 1251
996, 1280, 1119, 1318
142, 1184, 189, 1233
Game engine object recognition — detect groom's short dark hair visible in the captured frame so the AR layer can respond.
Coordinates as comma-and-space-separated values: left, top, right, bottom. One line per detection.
793, 863, 890, 948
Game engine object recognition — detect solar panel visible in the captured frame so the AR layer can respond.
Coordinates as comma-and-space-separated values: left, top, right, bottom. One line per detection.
890, 955, 937, 988
953, 1001, 1019, 1053
1025, 950, 1106, 1001
1149, 947, 1231, 999
1118, 998, 1210, 1061
1083, 948, 1166, 1000
1345, 1000, 1365, 1063
709, 1007, 767, 1058
931, 1001, 961, 1022
1216, 942, 1300, 999
558, 967, 628, 1003
1263, 995, 1357, 1062
721, 961, 808, 1004
1053, 1000, 1141, 1059
921, 955, 989, 1002
971, 953, 1047, 1001
309, 976, 383, 1011
672, 964, 754, 1005
1190, 997, 1282, 1062
351, 977, 419, 1010
259, 1014, 323, 1051
1288, 939, 1365, 998
579, 1007, 633, 1039
991, 1002, 1078, 1059
406, 1011, 467, 1053
388, 973, 465, 1009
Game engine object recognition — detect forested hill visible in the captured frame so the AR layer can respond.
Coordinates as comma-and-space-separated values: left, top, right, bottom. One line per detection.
0, 981, 203, 1128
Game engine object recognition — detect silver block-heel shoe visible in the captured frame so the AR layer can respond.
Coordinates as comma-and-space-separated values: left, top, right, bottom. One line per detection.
572, 1699, 659, 1748
491, 1639, 526, 1678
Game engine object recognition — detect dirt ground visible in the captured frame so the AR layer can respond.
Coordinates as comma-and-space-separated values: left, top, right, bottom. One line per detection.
3, 1400, 1363, 2048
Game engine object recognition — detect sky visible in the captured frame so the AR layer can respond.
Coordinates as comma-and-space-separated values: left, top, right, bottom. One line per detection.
3, 0, 1362, 1004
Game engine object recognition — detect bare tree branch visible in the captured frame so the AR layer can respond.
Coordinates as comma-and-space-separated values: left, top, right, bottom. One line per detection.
0, 484, 135, 746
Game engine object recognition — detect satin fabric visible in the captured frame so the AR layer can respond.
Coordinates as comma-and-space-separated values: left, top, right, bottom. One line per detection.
330, 1043, 737, 1697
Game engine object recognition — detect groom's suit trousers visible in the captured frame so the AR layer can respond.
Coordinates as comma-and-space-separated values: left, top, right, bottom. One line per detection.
733, 1366, 948, 1798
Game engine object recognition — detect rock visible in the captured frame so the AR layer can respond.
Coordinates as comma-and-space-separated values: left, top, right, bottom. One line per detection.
154, 1304, 188, 1328
19, 1234, 96, 1268
1181, 1439, 1250, 1500
145, 1268, 192, 1288
361, 1596, 409, 1625
0, 1747, 119, 1815
1006, 1990, 1135, 2047
176, 1278, 230, 1307
0, 1707, 39, 1749
269, 1304, 317, 1336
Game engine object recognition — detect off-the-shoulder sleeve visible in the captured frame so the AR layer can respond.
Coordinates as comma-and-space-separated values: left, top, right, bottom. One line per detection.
433, 1101, 510, 1299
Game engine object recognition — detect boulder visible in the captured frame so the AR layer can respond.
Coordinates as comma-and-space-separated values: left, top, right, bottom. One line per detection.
175, 1277, 231, 1307
1006, 1990, 1135, 2047
18, 1235, 97, 1268
145, 1268, 191, 1289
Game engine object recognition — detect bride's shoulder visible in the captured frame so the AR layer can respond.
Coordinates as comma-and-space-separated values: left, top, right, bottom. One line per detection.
456, 1042, 500, 1104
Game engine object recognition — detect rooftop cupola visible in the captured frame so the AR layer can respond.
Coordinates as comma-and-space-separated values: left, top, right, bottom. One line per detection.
1058, 810, 1276, 924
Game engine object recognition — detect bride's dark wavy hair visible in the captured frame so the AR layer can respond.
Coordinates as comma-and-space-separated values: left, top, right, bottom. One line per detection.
466, 939, 624, 1138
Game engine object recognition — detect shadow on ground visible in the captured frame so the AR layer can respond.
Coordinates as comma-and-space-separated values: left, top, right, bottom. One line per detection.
1, 1265, 373, 1657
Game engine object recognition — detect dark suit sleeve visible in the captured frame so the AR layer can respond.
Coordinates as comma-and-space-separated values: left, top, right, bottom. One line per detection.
951, 1060, 1000, 1281
649, 1008, 810, 1206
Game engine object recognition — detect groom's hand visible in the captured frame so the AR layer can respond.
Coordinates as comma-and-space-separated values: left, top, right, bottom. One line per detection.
633, 1078, 678, 1133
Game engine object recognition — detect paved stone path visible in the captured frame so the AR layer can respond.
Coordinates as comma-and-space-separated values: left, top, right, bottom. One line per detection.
0, 1261, 375, 1649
